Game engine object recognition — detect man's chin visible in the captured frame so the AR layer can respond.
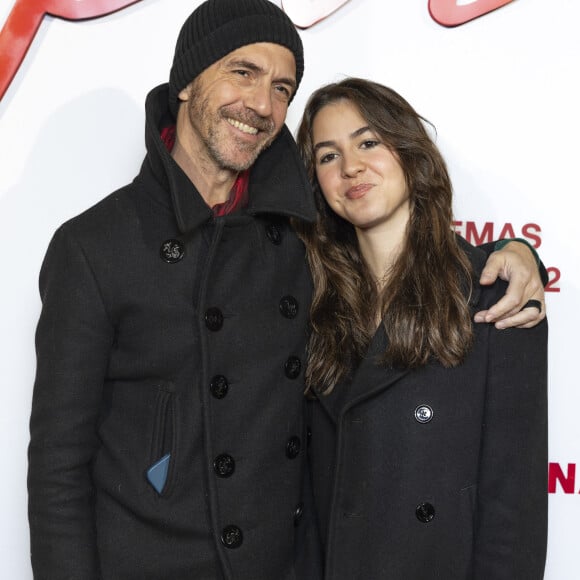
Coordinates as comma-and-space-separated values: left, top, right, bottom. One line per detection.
219, 139, 275, 171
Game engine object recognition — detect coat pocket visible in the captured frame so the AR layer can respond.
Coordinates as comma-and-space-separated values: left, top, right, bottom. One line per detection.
94, 379, 179, 503
147, 385, 177, 497
459, 483, 477, 558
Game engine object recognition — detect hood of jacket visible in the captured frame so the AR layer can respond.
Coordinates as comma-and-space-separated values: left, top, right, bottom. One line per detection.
140, 83, 317, 235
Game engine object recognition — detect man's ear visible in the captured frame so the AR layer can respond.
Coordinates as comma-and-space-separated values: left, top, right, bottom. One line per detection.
178, 82, 193, 102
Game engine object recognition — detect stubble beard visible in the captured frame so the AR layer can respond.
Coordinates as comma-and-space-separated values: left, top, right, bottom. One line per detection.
187, 94, 278, 173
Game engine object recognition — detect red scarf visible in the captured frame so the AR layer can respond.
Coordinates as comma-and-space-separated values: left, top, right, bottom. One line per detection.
161, 125, 249, 216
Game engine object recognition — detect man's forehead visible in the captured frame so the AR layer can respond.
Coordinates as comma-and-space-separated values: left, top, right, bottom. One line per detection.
219, 43, 296, 73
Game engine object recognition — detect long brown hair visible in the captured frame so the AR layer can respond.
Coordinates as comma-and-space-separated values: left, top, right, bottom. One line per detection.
294, 78, 474, 394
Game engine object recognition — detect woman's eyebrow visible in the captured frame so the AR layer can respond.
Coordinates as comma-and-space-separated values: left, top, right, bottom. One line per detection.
314, 126, 371, 152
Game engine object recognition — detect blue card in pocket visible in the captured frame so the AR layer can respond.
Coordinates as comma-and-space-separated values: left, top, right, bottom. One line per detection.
146, 453, 171, 494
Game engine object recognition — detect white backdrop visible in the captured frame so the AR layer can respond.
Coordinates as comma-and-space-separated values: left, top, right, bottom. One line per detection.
1, 0, 578, 577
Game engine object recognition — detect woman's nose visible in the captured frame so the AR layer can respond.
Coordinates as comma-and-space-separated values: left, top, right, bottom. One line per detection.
341, 151, 364, 177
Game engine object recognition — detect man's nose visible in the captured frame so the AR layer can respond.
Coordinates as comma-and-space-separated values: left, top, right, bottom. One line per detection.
244, 82, 273, 118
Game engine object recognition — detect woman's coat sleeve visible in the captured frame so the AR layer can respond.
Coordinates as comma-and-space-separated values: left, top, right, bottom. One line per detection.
472, 318, 548, 579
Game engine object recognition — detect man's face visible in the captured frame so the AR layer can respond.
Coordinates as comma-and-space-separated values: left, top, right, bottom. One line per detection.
178, 42, 297, 172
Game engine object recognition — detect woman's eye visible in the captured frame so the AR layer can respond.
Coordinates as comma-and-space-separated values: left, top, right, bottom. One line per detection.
319, 153, 337, 164
361, 140, 379, 149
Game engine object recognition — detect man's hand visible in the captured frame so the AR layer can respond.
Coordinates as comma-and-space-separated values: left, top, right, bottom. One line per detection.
474, 241, 546, 329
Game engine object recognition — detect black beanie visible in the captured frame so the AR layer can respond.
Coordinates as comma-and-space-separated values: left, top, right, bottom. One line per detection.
168, 0, 304, 118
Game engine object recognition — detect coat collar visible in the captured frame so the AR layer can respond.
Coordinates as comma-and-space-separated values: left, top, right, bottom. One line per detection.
141, 84, 316, 234
316, 237, 488, 419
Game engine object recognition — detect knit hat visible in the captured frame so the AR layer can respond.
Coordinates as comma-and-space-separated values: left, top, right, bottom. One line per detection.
168, 0, 304, 118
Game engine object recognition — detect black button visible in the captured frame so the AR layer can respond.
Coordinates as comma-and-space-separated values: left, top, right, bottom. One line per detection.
160, 239, 184, 263
205, 307, 223, 331
210, 375, 229, 399
266, 223, 282, 245
306, 426, 312, 447
221, 525, 243, 548
279, 296, 299, 319
286, 436, 301, 459
414, 404, 433, 424
214, 454, 235, 478
293, 503, 304, 526
284, 356, 302, 379
415, 502, 435, 523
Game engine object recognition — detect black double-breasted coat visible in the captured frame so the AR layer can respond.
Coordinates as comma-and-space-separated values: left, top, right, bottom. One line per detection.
309, 240, 548, 580
28, 85, 322, 580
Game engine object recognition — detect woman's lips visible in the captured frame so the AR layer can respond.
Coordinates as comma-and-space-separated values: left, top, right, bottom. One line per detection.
345, 183, 373, 199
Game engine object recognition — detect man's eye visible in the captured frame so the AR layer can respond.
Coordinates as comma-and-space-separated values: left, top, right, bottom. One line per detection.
274, 85, 291, 100
234, 70, 250, 77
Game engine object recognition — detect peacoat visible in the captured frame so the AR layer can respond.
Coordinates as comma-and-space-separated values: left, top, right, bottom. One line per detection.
308, 239, 548, 580
28, 84, 322, 580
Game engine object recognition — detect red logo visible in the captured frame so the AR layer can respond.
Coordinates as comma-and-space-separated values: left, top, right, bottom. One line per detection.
0, 0, 143, 101
549, 463, 579, 494
429, 0, 515, 27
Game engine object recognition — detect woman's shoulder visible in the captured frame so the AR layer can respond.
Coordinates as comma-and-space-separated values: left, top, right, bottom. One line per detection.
455, 234, 508, 311
455, 234, 487, 276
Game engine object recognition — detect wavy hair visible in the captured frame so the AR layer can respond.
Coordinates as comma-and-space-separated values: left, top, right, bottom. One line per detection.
294, 78, 474, 394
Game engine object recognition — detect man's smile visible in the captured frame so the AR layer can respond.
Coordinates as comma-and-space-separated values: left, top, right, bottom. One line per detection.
226, 117, 259, 135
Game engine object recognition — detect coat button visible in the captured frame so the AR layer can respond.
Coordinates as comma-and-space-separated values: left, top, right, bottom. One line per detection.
160, 239, 184, 263
284, 356, 302, 379
279, 296, 299, 319
286, 436, 301, 459
414, 404, 433, 424
214, 454, 235, 478
266, 223, 282, 245
210, 375, 229, 399
221, 525, 243, 549
416, 502, 435, 523
293, 503, 304, 526
205, 307, 223, 331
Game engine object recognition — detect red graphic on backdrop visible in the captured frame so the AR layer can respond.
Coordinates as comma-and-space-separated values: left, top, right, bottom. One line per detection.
429, 0, 515, 27
0, 0, 521, 104
0, 0, 143, 101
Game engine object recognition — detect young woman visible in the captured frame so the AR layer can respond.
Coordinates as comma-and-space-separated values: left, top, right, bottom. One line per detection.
295, 78, 548, 579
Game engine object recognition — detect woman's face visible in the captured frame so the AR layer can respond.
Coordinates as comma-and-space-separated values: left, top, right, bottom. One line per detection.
311, 99, 410, 235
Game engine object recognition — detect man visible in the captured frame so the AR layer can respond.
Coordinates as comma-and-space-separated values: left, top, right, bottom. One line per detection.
28, 1, 545, 579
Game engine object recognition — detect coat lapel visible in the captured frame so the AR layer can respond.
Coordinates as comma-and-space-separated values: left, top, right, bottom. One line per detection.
317, 326, 410, 421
